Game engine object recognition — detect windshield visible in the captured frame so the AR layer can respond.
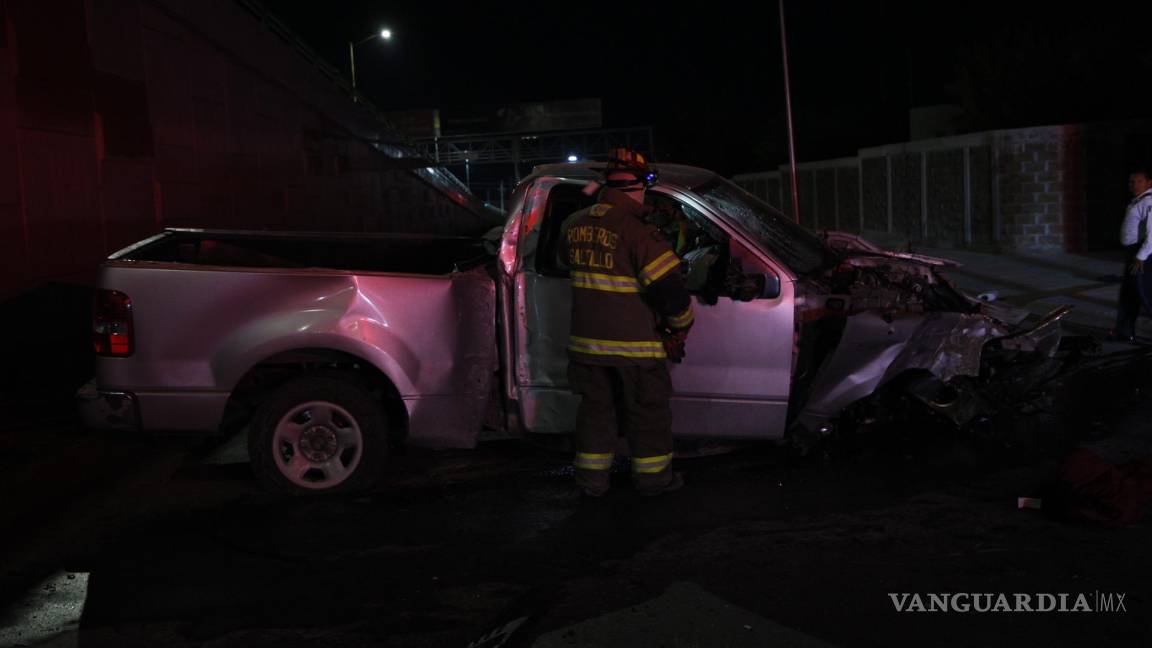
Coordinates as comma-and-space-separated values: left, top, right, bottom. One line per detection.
690, 176, 833, 276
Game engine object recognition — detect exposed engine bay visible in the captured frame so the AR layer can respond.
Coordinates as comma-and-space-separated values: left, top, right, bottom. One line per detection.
830, 256, 972, 314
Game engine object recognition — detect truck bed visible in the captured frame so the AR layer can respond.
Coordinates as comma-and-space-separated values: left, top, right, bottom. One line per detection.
114, 229, 492, 275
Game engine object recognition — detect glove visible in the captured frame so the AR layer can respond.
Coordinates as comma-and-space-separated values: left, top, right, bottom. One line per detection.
661, 329, 689, 363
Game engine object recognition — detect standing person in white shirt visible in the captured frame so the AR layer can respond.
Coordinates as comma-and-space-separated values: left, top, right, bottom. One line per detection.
1112, 166, 1152, 342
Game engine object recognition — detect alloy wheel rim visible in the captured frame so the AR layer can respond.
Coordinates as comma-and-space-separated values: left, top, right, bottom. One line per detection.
271, 401, 364, 489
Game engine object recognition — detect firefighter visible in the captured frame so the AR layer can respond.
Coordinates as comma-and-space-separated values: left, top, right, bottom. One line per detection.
560, 148, 694, 497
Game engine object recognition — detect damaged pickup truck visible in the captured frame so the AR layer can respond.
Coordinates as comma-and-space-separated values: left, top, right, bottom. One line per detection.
78, 163, 1080, 493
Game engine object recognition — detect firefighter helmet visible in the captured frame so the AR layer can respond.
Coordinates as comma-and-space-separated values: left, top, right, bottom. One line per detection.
603, 148, 659, 187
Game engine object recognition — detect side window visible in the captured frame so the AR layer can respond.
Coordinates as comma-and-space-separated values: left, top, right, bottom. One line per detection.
535, 183, 596, 276
644, 193, 726, 257
645, 193, 728, 295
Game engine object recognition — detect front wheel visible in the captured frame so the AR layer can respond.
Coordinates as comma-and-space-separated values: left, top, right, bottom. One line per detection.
248, 374, 387, 494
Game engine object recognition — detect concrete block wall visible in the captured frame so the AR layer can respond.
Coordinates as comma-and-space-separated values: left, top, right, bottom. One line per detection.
993, 126, 1081, 252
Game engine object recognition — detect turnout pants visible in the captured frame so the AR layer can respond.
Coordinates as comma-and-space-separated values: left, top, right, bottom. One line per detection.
567, 361, 676, 494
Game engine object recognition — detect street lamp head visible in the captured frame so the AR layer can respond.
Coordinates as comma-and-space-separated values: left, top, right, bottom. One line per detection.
349, 28, 394, 97
567, 154, 579, 163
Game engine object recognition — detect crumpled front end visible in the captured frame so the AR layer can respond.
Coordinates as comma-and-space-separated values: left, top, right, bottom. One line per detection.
791, 236, 1082, 445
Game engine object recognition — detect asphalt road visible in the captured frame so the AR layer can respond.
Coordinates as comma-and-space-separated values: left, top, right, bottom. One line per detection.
2, 377, 1152, 647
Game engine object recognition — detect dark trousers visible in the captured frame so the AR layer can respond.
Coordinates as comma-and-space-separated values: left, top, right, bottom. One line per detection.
1115, 245, 1146, 338
567, 361, 675, 494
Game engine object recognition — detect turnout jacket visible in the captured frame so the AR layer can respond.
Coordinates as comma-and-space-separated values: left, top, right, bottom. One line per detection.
561, 187, 694, 365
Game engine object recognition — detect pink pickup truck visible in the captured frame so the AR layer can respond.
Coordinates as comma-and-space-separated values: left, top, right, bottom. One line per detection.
78, 163, 1070, 494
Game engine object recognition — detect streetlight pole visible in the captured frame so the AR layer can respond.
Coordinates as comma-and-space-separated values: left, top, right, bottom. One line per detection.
348, 28, 393, 102
779, 0, 801, 225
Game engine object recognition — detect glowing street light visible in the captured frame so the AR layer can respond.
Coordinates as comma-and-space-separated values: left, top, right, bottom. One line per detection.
567, 154, 579, 162
348, 27, 394, 101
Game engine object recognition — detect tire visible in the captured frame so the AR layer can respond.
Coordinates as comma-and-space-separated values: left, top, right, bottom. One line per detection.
248, 373, 387, 495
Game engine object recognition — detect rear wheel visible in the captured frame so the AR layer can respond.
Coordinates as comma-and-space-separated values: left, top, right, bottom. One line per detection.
248, 374, 387, 494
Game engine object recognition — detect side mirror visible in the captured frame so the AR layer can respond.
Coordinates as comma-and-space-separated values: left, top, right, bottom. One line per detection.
718, 256, 781, 302
758, 272, 781, 300
728, 272, 780, 301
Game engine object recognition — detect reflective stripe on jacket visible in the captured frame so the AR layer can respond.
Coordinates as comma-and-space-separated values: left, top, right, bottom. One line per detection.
561, 187, 693, 365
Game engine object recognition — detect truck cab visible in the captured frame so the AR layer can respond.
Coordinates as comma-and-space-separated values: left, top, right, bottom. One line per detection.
500, 163, 804, 443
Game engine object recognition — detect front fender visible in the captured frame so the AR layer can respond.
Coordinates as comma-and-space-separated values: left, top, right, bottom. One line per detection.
796, 310, 1008, 431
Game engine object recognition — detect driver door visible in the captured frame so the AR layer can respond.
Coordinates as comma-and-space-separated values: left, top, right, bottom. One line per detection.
649, 188, 794, 440
511, 182, 794, 441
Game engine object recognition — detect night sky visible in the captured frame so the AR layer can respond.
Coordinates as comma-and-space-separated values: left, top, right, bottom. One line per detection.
262, 1, 1152, 176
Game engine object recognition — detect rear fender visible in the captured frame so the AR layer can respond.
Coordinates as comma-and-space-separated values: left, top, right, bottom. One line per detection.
213, 306, 418, 397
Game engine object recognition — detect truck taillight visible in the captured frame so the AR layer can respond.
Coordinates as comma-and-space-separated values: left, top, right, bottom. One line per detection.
93, 290, 133, 357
